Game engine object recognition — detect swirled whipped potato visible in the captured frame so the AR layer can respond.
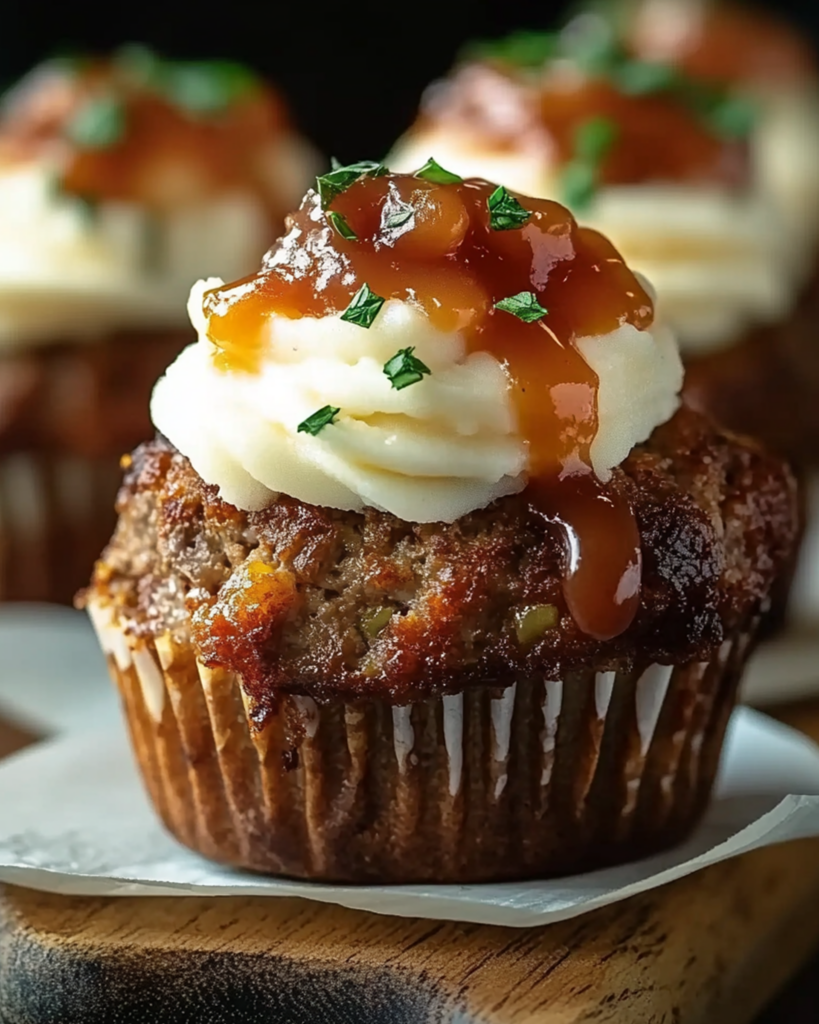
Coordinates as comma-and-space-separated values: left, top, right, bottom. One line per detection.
152, 164, 683, 639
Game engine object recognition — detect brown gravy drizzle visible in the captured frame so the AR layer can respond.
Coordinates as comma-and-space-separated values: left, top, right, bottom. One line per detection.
204, 172, 653, 640
413, 59, 748, 189
533, 75, 747, 187
0, 57, 291, 213
630, 0, 818, 88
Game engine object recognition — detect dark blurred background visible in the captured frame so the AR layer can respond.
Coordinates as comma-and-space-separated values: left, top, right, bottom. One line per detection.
2, 0, 819, 161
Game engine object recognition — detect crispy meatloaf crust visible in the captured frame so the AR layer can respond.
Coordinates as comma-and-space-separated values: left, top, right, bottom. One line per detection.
89, 406, 798, 710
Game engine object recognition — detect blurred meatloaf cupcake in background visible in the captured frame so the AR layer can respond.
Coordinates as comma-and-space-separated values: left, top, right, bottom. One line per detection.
82, 164, 798, 883
0, 47, 320, 602
628, 0, 819, 255
387, 19, 819, 468
622, 0, 819, 461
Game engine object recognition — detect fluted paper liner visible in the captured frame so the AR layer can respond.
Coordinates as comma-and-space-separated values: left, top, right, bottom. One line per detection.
89, 600, 756, 883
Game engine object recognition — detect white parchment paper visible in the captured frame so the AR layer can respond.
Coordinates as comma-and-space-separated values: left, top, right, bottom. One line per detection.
1, 708, 819, 927
0, 605, 116, 734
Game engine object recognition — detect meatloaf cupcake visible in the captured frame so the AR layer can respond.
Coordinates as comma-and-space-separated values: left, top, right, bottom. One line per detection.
83, 166, 798, 883
387, 22, 817, 467
628, 0, 819, 256
0, 47, 319, 602
623, 0, 819, 464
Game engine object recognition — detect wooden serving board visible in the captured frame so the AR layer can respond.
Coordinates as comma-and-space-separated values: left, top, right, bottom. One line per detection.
2, 707, 819, 1024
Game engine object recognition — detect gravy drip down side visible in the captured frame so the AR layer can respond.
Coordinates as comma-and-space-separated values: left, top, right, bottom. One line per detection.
203, 172, 653, 640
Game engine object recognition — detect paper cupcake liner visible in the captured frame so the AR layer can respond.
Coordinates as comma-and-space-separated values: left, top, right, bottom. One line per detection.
0, 453, 122, 604
89, 601, 758, 884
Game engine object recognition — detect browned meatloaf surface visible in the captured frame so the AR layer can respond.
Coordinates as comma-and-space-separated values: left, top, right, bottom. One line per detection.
85, 406, 798, 708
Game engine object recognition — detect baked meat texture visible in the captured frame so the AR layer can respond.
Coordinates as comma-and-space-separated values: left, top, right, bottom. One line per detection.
88, 406, 798, 712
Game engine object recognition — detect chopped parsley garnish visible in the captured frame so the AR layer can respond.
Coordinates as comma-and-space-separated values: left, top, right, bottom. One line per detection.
340, 283, 386, 329
326, 210, 358, 241
562, 17, 622, 77
567, 20, 756, 141
561, 116, 619, 210
113, 46, 260, 115
461, 16, 755, 143
65, 95, 126, 149
47, 52, 93, 75
494, 291, 549, 322
297, 405, 340, 436
487, 185, 531, 231
414, 157, 463, 185
114, 43, 163, 86
316, 161, 388, 209
161, 60, 259, 114
382, 198, 415, 230
575, 115, 619, 163
697, 90, 758, 141
561, 162, 597, 211
613, 59, 678, 97
461, 30, 558, 69
383, 347, 432, 390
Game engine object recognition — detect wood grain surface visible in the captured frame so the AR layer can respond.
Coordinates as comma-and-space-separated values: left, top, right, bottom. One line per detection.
1, 706, 819, 1023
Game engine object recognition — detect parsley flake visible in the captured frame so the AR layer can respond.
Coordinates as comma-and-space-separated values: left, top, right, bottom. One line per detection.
340, 284, 386, 329
162, 61, 259, 114
561, 162, 597, 211
65, 95, 126, 149
559, 16, 755, 142
561, 116, 618, 210
316, 161, 388, 209
575, 116, 619, 163
114, 47, 260, 115
383, 198, 415, 230
383, 347, 432, 391
703, 93, 757, 140
614, 59, 678, 96
463, 30, 557, 69
487, 185, 531, 231
562, 17, 623, 76
414, 158, 463, 185
47, 52, 92, 75
297, 406, 340, 436
494, 291, 548, 323
326, 210, 358, 241
114, 44, 163, 87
